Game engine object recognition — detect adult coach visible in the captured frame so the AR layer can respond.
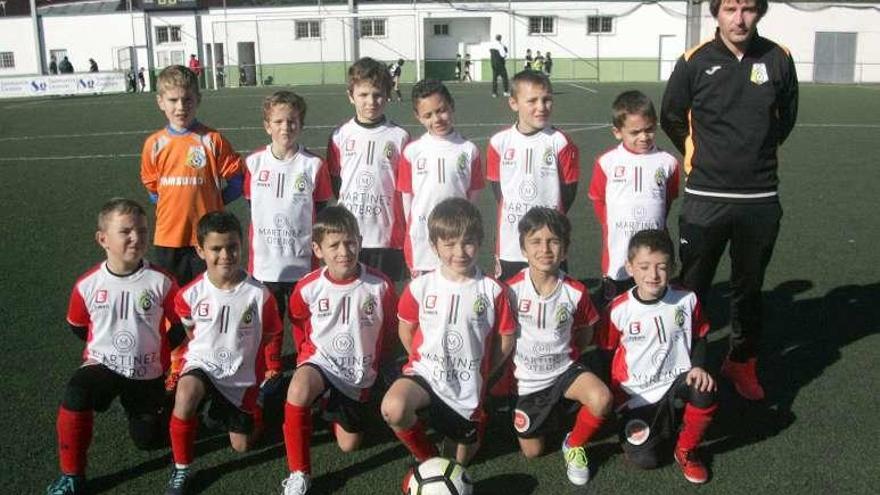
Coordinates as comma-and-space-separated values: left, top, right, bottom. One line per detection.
490, 34, 510, 97
660, 0, 798, 401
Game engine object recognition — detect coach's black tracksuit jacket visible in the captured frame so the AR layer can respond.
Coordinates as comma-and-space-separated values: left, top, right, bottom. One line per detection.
660, 29, 799, 203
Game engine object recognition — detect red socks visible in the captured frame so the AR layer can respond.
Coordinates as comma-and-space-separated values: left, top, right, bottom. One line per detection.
567, 406, 604, 448
395, 421, 438, 462
283, 403, 312, 474
169, 414, 198, 466
677, 403, 717, 451
57, 407, 94, 475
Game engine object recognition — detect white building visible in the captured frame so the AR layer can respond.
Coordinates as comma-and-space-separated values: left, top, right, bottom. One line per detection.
0, 0, 878, 88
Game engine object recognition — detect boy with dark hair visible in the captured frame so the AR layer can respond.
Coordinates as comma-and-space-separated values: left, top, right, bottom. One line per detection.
327, 57, 410, 281
487, 70, 580, 281
47, 198, 183, 495
382, 197, 516, 470
595, 229, 717, 484
506, 207, 611, 486
163, 211, 282, 495
245, 90, 332, 340
280, 206, 397, 495
589, 90, 679, 305
397, 79, 483, 276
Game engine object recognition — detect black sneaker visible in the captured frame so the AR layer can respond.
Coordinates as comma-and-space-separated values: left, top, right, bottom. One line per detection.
46, 474, 86, 495
165, 467, 191, 495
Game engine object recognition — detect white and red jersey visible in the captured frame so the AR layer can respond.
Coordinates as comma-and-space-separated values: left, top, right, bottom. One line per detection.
399, 270, 516, 420
289, 264, 397, 401
507, 269, 599, 396
244, 144, 333, 283
596, 286, 708, 409
397, 131, 484, 272
66, 261, 179, 380
487, 126, 580, 262
327, 118, 409, 249
175, 273, 282, 410
588, 144, 679, 280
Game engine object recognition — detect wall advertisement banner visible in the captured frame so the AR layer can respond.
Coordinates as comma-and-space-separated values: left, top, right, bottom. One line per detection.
0, 72, 128, 99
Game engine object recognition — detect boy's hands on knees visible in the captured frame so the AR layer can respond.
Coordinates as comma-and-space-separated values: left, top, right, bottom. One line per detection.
685, 367, 716, 393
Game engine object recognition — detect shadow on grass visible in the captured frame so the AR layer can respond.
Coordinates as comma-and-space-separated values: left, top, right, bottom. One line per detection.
702, 281, 880, 456
474, 473, 540, 494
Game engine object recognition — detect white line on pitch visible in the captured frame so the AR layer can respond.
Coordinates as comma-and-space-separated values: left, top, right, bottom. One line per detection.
567, 83, 598, 94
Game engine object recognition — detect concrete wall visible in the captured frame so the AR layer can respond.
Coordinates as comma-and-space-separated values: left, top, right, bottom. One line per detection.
42, 13, 146, 73
0, 17, 38, 75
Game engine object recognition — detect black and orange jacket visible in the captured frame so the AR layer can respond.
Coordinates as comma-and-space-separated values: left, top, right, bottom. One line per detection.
660, 29, 798, 203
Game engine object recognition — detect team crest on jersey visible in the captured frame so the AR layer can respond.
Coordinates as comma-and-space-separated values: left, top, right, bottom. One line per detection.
112, 331, 136, 353
443, 331, 464, 352
361, 295, 377, 316
542, 148, 556, 167
186, 146, 207, 169
293, 173, 311, 194
554, 304, 572, 326
473, 294, 489, 315
518, 180, 538, 202
654, 168, 666, 187
518, 298, 532, 313
138, 290, 154, 312
332, 333, 356, 355
356, 171, 376, 192
240, 301, 257, 326
513, 409, 531, 433
674, 306, 685, 328
456, 152, 469, 175
95, 289, 108, 304
750, 63, 768, 85
383, 141, 395, 160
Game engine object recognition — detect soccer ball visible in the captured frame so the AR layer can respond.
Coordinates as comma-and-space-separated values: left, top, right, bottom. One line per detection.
403, 457, 473, 495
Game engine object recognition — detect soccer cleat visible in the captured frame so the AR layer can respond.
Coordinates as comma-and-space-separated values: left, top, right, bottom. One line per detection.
561, 433, 590, 485
46, 474, 86, 495
281, 471, 310, 495
164, 466, 191, 495
721, 357, 765, 401
674, 446, 709, 484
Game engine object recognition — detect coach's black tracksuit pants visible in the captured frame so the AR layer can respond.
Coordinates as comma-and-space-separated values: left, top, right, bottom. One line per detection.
678, 197, 782, 361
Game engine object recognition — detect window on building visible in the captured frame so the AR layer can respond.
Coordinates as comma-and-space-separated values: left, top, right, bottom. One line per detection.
157, 50, 185, 68
587, 16, 614, 34
360, 18, 387, 38
433, 23, 449, 36
528, 16, 555, 35
0, 52, 14, 69
156, 25, 182, 44
295, 20, 321, 40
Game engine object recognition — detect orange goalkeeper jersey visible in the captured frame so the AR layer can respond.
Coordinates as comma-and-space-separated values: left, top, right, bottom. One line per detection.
141, 124, 244, 248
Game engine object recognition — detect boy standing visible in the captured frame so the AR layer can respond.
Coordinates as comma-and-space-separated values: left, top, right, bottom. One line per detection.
47, 199, 182, 495
589, 91, 679, 304
487, 70, 580, 281
327, 57, 410, 281
389, 58, 405, 102
595, 230, 717, 484
140, 65, 245, 286
381, 198, 516, 470
280, 207, 398, 495
506, 208, 611, 486
397, 80, 483, 276
245, 91, 333, 336
164, 212, 282, 495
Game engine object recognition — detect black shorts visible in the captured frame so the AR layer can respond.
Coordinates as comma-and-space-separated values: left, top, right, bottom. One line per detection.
263, 281, 296, 323
152, 246, 206, 286
401, 374, 482, 445
299, 363, 369, 433
184, 368, 255, 434
618, 373, 715, 463
63, 363, 165, 414
513, 364, 586, 439
359, 247, 406, 281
